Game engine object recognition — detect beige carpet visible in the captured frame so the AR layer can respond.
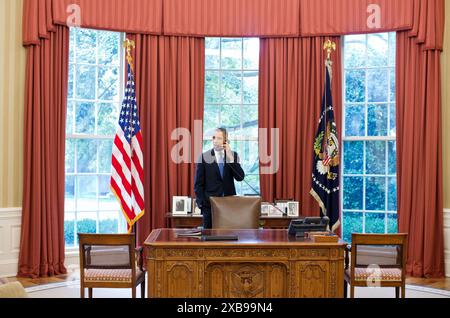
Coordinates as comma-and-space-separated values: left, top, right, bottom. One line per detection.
25, 281, 450, 298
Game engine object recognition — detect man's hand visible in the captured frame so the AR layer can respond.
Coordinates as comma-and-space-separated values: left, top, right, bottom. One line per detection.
224, 142, 234, 162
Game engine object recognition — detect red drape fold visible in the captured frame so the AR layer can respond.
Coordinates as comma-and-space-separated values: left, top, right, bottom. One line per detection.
126, 34, 205, 246
258, 37, 342, 220
396, 31, 444, 278
23, 0, 444, 51
18, 25, 69, 278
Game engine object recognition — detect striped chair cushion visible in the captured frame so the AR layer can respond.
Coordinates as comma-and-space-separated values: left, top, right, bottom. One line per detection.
84, 268, 143, 283
346, 267, 402, 282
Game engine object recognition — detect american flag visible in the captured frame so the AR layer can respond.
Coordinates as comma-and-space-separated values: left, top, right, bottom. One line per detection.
110, 63, 144, 233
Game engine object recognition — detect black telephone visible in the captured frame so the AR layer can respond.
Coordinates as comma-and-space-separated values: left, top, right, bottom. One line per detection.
288, 216, 330, 238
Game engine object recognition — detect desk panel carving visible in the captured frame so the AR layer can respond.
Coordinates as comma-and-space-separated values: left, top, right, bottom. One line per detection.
145, 229, 345, 298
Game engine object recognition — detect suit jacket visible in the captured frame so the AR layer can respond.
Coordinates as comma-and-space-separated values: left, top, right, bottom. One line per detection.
194, 149, 245, 208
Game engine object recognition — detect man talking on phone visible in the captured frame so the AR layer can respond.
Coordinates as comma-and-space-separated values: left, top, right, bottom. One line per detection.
194, 127, 245, 229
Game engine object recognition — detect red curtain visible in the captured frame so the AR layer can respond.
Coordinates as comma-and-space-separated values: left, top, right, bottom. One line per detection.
396, 31, 444, 278
18, 25, 69, 278
258, 36, 342, 220
126, 34, 205, 246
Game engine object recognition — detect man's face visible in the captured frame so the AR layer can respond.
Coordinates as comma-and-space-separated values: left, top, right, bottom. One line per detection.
213, 130, 225, 151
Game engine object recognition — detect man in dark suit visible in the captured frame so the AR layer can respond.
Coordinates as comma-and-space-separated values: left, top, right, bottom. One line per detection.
194, 128, 245, 229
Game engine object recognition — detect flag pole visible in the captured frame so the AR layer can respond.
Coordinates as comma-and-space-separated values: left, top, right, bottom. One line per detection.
123, 38, 138, 247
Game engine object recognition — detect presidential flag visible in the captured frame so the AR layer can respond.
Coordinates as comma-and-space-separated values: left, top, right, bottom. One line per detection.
310, 60, 340, 232
110, 63, 144, 233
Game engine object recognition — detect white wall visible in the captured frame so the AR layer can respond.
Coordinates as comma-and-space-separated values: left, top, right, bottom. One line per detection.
444, 209, 450, 277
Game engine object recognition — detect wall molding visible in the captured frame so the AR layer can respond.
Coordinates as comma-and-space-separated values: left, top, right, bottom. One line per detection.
0, 207, 22, 278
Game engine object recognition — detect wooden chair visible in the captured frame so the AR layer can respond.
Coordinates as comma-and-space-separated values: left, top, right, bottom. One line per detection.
78, 233, 146, 298
344, 233, 408, 298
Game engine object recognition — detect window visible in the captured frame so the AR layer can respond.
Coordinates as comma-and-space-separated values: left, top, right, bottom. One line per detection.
204, 38, 260, 195
342, 33, 397, 243
65, 28, 126, 248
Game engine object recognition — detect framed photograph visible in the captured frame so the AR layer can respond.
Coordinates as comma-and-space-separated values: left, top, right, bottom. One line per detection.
192, 198, 202, 215
172, 196, 190, 215
261, 203, 271, 216
268, 205, 284, 217
287, 201, 300, 217
275, 199, 289, 215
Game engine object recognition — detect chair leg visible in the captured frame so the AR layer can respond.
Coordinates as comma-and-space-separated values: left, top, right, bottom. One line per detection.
132, 286, 136, 298
80, 286, 85, 298
350, 285, 355, 298
88, 288, 93, 298
402, 285, 406, 298
141, 279, 146, 298
343, 281, 347, 298
395, 287, 400, 298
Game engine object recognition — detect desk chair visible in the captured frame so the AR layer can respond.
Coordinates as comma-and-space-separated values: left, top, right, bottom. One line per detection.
78, 233, 146, 298
210, 196, 261, 229
344, 233, 408, 298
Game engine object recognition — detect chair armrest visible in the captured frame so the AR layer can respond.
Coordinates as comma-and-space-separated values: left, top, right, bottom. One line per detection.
135, 247, 144, 271
344, 244, 351, 270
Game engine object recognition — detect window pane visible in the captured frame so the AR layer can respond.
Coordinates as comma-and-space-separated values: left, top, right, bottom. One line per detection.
205, 71, 220, 104
204, 105, 220, 136
241, 175, 260, 196
221, 71, 242, 104
75, 102, 95, 134
205, 38, 220, 69
366, 141, 386, 174
365, 177, 386, 211
368, 103, 388, 136
242, 105, 258, 138
76, 29, 96, 64
343, 141, 363, 174
64, 213, 75, 246
343, 177, 363, 210
368, 69, 389, 102
68, 65, 74, 99
76, 65, 96, 100
98, 31, 120, 66
345, 104, 365, 136
220, 105, 241, 132
243, 71, 258, 104
387, 213, 398, 233
367, 33, 388, 67
343, 212, 363, 243
65, 139, 75, 173
99, 212, 119, 234
69, 30, 75, 64
389, 103, 396, 137
365, 213, 386, 233
66, 101, 74, 135
65, 175, 75, 211
76, 139, 97, 173
344, 35, 366, 68
390, 68, 396, 103
221, 38, 242, 69
98, 67, 120, 101
243, 38, 259, 69
98, 103, 119, 135
388, 141, 397, 175
345, 70, 366, 103
242, 141, 259, 174
98, 139, 114, 173
77, 176, 98, 201
389, 33, 396, 66
388, 177, 397, 211
77, 212, 97, 234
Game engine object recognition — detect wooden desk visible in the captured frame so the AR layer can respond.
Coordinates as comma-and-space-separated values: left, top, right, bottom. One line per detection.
167, 213, 297, 229
145, 229, 346, 298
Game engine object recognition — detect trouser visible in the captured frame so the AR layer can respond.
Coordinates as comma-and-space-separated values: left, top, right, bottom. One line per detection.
201, 206, 212, 229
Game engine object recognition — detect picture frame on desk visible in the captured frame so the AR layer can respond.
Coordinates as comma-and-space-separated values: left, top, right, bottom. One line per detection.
172, 196, 190, 215
268, 205, 284, 217
192, 198, 202, 215
287, 201, 300, 217
261, 203, 271, 216
275, 199, 290, 216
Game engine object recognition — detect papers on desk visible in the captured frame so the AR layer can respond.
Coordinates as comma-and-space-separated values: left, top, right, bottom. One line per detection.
176, 230, 203, 238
